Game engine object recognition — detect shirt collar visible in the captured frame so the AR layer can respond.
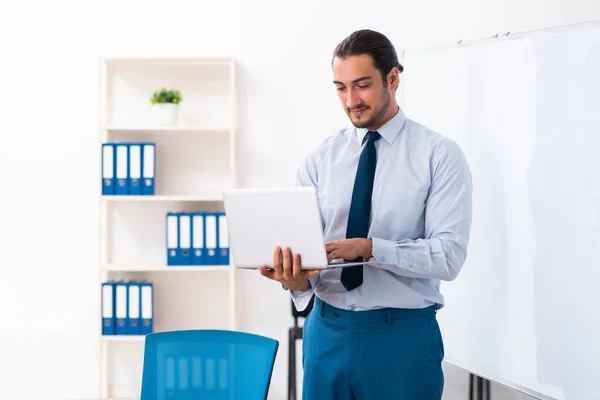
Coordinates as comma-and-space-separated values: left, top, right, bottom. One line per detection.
355, 106, 406, 145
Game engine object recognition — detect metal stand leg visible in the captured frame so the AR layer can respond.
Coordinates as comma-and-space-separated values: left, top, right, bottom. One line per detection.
469, 373, 473, 400
288, 296, 313, 400
288, 328, 296, 400
288, 327, 303, 400
469, 374, 491, 400
480, 376, 485, 399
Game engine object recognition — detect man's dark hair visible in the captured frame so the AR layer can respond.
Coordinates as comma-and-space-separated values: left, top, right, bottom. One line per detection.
332, 29, 403, 86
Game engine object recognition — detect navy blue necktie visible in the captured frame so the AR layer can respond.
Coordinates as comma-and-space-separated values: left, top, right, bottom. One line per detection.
340, 130, 381, 291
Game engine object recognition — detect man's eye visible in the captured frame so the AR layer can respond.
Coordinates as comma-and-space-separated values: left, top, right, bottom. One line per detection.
358, 84, 370, 89
336, 87, 346, 91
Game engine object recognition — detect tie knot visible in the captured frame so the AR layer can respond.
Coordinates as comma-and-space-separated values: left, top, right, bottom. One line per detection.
363, 130, 381, 145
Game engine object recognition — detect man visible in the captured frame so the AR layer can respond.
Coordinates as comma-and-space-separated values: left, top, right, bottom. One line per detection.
259, 29, 473, 399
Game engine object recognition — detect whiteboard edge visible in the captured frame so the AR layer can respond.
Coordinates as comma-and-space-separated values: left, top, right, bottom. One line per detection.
402, 18, 600, 56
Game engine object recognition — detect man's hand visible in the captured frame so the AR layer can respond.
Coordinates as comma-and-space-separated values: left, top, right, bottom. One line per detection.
259, 246, 320, 292
325, 238, 373, 263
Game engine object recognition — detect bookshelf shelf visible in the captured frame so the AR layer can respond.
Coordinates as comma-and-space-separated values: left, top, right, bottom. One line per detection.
101, 264, 232, 272
104, 57, 233, 66
101, 335, 146, 343
101, 195, 223, 202
99, 56, 238, 399
105, 125, 232, 134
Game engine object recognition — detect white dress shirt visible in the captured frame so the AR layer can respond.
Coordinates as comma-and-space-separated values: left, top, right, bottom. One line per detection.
290, 107, 473, 312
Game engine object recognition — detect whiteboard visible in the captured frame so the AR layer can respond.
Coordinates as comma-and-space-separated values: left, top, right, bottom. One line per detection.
401, 21, 600, 400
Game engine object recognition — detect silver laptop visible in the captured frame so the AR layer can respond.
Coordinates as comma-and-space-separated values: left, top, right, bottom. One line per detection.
222, 187, 370, 270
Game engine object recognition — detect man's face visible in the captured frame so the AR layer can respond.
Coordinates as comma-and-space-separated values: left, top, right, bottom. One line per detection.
333, 54, 391, 129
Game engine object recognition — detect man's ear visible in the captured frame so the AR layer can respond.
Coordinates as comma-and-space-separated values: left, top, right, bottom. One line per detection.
388, 67, 400, 90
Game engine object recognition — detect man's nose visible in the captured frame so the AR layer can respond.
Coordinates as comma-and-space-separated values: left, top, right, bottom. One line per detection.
346, 89, 361, 108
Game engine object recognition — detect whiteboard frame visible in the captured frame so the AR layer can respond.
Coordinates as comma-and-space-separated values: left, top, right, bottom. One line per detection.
401, 18, 600, 57
399, 18, 600, 400
400, 18, 600, 110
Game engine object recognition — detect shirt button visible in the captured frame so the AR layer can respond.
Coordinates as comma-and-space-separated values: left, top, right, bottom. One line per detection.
381, 256, 386, 263
332, 312, 339, 318
349, 305, 356, 310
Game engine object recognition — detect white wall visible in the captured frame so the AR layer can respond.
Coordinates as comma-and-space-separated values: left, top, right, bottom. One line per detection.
1, 0, 599, 399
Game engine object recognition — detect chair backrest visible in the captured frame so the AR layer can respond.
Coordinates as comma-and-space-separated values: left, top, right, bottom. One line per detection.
140, 330, 279, 400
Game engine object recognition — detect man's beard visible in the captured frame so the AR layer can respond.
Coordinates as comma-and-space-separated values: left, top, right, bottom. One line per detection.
350, 89, 390, 129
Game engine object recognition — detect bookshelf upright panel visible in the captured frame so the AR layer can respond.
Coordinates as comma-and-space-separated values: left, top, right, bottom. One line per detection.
98, 57, 238, 399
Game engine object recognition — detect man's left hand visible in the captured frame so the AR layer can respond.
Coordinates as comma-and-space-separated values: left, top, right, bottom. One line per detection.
325, 238, 372, 263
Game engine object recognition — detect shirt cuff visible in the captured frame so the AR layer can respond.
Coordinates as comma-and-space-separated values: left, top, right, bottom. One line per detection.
371, 237, 404, 267
288, 274, 318, 312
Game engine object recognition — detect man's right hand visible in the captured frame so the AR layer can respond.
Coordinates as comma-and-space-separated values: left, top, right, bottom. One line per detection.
258, 246, 320, 292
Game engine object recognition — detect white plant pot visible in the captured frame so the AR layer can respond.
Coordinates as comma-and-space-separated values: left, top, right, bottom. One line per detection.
153, 103, 180, 125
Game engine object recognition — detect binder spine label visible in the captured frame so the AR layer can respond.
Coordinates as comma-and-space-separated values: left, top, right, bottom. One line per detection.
167, 214, 178, 265
192, 214, 205, 265
129, 144, 142, 195
116, 145, 128, 195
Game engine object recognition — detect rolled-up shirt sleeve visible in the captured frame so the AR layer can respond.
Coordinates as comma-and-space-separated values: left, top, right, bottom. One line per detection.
371, 140, 473, 281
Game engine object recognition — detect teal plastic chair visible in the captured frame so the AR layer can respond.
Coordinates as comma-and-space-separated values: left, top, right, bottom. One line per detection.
140, 330, 279, 400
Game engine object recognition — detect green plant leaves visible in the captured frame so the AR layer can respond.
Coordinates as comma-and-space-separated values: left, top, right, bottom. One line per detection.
151, 88, 182, 104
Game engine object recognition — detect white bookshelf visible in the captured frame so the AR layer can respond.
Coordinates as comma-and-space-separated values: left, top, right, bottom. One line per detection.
98, 56, 238, 399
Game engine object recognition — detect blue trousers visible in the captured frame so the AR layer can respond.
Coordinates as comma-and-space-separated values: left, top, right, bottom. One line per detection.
302, 297, 445, 399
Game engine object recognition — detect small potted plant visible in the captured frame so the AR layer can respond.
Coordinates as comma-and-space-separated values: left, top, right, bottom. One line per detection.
150, 87, 182, 125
